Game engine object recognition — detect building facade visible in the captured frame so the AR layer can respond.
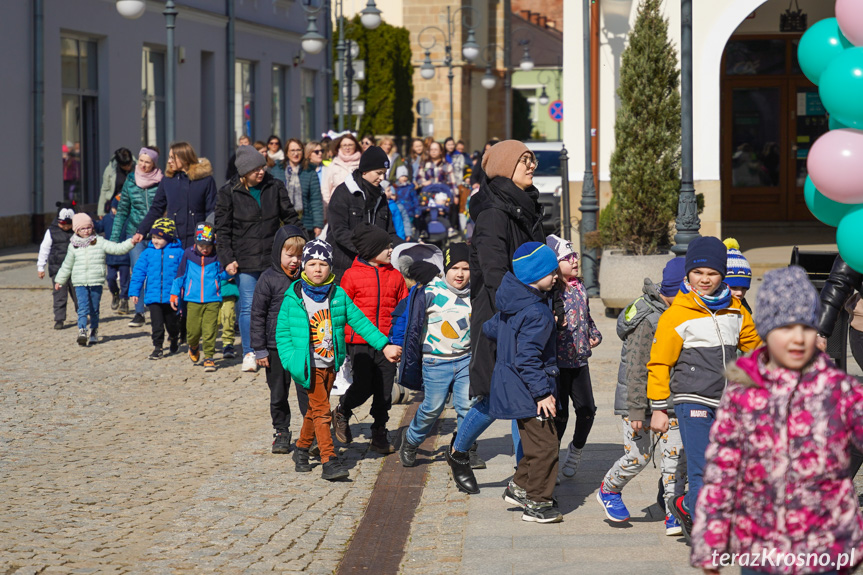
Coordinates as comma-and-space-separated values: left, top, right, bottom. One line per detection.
5, 0, 328, 248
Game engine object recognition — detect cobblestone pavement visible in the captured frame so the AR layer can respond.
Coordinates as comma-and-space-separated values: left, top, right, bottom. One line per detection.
0, 253, 406, 574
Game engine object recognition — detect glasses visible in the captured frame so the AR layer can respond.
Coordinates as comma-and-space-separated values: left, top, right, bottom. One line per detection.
312, 149, 323, 155
519, 155, 538, 170
268, 141, 280, 147
288, 148, 303, 154
561, 253, 580, 264
250, 166, 266, 174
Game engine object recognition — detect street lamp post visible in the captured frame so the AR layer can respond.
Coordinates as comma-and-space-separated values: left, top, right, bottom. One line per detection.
417, 6, 480, 139
671, 0, 700, 254
477, 44, 503, 91
578, 0, 599, 296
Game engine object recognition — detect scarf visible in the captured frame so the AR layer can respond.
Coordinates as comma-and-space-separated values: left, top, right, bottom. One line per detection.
338, 149, 361, 165
268, 149, 285, 163
301, 272, 335, 302
71, 234, 96, 248
135, 164, 164, 189
285, 164, 303, 212
681, 278, 732, 311
445, 280, 470, 298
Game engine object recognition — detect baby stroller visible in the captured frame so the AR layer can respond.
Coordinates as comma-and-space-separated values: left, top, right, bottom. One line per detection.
418, 183, 454, 248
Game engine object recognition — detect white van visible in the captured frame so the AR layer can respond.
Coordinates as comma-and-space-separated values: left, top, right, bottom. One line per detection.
525, 141, 564, 234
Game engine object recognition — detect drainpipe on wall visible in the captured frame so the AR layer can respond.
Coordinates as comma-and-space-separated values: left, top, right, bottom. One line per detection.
32, 0, 45, 243
504, 0, 511, 139
590, 0, 600, 192
227, 0, 235, 151
326, 0, 334, 132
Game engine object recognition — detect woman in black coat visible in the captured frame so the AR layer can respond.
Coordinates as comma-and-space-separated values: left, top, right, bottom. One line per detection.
215, 145, 304, 373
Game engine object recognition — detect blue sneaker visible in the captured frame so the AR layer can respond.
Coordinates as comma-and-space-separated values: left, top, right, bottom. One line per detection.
665, 513, 683, 536
596, 485, 630, 522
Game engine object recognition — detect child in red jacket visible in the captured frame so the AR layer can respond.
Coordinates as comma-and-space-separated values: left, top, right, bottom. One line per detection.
332, 222, 408, 454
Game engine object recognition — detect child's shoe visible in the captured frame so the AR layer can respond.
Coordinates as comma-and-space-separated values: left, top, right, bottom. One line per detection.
222, 345, 236, 359
77, 328, 88, 346
88, 329, 99, 345
118, 299, 129, 315
188, 345, 201, 363
398, 427, 418, 467
370, 427, 394, 454
54, 320, 64, 330
242, 352, 257, 372
169, 338, 179, 354
292, 446, 312, 472
203, 358, 216, 372
665, 513, 683, 536
331, 406, 353, 444
149, 347, 164, 360
272, 430, 292, 454
321, 459, 350, 481
111, 292, 120, 310
502, 480, 528, 509
560, 442, 582, 478
597, 484, 630, 522
128, 313, 145, 327
521, 500, 562, 523
670, 495, 693, 543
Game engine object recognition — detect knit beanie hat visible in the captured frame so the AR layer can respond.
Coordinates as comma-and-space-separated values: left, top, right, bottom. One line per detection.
659, 257, 686, 298
723, 238, 752, 289
395, 165, 409, 180
755, 266, 821, 339
352, 222, 391, 261
444, 242, 470, 274
72, 213, 93, 233
234, 145, 267, 177
151, 218, 177, 241
195, 222, 215, 245
685, 236, 727, 277
481, 140, 532, 180
358, 146, 390, 174
546, 234, 577, 261
512, 242, 559, 285
408, 261, 441, 285
302, 238, 333, 268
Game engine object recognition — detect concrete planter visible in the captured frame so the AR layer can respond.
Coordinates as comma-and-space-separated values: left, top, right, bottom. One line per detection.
599, 250, 674, 310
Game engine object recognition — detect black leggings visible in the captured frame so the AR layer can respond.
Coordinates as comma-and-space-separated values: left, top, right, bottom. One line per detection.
554, 365, 597, 449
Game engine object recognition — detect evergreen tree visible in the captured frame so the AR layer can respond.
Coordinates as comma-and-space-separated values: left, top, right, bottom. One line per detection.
600, 0, 681, 255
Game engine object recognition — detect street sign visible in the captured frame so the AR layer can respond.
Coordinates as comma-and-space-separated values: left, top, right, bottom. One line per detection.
416, 98, 433, 117
549, 100, 564, 123
351, 100, 365, 116
353, 60, 365, 81
341, 81, 361, 99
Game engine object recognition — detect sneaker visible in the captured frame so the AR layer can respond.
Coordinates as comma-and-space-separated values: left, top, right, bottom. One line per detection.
596, 485, 630, 522
77, 328, 88, 346
128, 313, 145, 328
665, 513, 683, 536
321, 459, 350, 481
522, 500, 563, 524
502, 480, 528, 509
272, 430, 292, 454
222, 345, 236, 359
670, 495, 693, 543
292, 446, 312, 472
149, 347, 164, 360
54, 320, 64, 330
370, 427, 394, 454
188, 345, 201, 364
118, 299, 129, 315
111, 292, 120, 310
331, 406, 352, 444
88, 329, 99, 345
242, 352, 257, 372
309, 438, 320, 458
468, 442, 486, 469
398, 427, 418, 467
203, 358, 216, 372
169, 338, 179, 354
560, 442, 582, 478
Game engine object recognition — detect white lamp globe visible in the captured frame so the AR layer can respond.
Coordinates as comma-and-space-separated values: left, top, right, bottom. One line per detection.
481, 72, 496, 90
520, 57, 535, 71
302, 36, 326, 55
420, 64, 436, 80
116, 0, 146, 19
360, 1, 382, 30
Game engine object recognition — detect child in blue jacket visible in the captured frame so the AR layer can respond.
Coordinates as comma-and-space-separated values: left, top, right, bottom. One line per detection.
171, 222, 232, 372
129, 218, 184, 359
484, 242, 561, 524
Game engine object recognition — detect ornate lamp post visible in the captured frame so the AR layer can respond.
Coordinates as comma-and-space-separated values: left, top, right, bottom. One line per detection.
578, 0, 599, 296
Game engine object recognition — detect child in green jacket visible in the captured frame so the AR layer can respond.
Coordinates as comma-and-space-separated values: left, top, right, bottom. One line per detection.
275, 239, 401, 481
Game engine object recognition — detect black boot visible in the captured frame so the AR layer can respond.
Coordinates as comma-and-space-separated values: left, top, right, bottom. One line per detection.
446, 444, 479, 494
292, 446, 312, 472
321, 459, 349, 481
468, 442, 486, 469
398, 427, 418, 467
118, 299, 129, 315
111, 292, 120, 310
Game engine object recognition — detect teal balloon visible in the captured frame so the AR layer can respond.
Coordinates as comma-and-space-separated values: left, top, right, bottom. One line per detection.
830, 115, 851, 130
804, 176, 854, 226
820, 47, 863, 129
798, 18, 852, 85
837, 206, 863, 273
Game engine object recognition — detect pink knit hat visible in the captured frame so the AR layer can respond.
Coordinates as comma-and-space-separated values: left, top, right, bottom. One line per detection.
72, 213, 93, 233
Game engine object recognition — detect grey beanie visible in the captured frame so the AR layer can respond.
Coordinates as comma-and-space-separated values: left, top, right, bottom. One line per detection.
755, 265, 821, 339
234, 145, 267, 177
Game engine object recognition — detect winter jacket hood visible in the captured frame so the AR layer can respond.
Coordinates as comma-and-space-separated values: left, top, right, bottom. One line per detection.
270, 225, 306, 272
470, 175, 542, 234
495, 271, 546, 315
340, 257, 408, 345
171, 158, 212, 181
171, 245, 229, 303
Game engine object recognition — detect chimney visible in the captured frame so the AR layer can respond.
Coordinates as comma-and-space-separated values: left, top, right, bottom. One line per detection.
539, 16, 547, 28
520, 10, 531, 20
530, 12, 541, 25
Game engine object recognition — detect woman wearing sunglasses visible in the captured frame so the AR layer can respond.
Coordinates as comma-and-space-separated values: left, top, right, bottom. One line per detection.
300, 141, 326, 237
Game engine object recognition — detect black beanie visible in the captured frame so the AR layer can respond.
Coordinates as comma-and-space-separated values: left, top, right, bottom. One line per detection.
408, 261, 440, 285
358, 146, 390, 174
444, 242, 470, 274
352, 222, 391, 261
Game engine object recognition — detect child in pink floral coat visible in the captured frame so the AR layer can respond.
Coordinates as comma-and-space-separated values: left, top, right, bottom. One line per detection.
691, 265, 863, 575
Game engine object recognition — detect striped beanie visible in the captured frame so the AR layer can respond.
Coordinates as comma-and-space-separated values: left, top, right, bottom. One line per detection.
724, 238, 752, 289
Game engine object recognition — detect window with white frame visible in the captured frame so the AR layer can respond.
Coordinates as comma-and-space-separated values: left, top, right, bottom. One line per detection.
235, 60, 255, 141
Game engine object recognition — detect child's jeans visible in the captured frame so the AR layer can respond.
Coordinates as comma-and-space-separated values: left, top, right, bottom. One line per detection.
296, 367, 337, 462
75, 285, 102, 330
514, 416, 559, 503
452, 396, 497, 453
554, 365, 597, 449
677, 402, 716, 513
106, 264, 130, 298
406, 354, 471, 447
602, 416, 686, 515
186, 301, 220, 358
149, 302, 180, 348
52, 277, 78, 322
340, 343, 397, 429
266, 347, 309, 431
219, 296, 237, 347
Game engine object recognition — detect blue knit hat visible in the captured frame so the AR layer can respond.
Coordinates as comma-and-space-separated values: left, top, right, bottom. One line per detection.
685, 236, 727, 277
659, 257, 686, 298
513, 242, 559, 285
303, 238, 333, 268
723, 238, 752, 289
755, 266, 821, 339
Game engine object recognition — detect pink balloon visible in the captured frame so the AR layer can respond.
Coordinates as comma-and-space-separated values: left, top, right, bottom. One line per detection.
808, 129, 863, 204
837, 0, 863, 47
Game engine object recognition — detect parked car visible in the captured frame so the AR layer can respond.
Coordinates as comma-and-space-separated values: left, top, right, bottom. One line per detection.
525, 141, 563, 235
